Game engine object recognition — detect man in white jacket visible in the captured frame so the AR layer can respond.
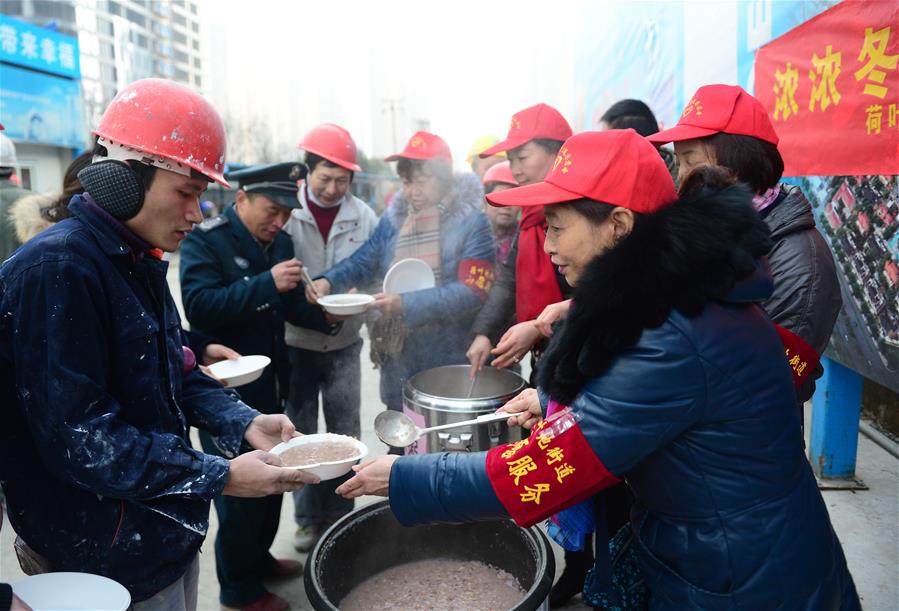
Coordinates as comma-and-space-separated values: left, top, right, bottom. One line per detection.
284, 124, 378, 551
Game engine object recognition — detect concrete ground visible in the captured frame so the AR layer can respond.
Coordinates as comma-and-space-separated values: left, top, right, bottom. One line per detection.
2, 253, 897, 610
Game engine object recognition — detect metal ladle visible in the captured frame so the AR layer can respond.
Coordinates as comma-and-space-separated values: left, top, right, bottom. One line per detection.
374, 410, 512, 448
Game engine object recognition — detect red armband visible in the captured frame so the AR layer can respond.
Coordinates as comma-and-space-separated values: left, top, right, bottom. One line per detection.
458, 258, 495, 300
486, 409, 621, 527
774, 324, 820, 390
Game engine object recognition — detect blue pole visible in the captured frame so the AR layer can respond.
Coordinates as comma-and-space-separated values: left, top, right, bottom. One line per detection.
809, 357, 863, 479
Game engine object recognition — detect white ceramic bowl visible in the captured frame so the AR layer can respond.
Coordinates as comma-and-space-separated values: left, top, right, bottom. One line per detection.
317, 293, 374, 316
270, 433, 368, 481
383, 258, 436, 294
12, 572, 131, 610
206, 354, 271, 387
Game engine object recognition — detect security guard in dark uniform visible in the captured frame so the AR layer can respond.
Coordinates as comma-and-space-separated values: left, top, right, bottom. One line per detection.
180, 162, 334, 611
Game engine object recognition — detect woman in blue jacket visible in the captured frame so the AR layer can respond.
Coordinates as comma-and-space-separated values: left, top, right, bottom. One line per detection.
337, 130, 859, 610
309, 131, 495, 416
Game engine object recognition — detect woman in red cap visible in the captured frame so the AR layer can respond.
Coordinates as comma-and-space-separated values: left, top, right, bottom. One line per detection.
467, 103, 575, 377
307, 131, 495, 440
648, 84, 841, 406
338, 129, 859, 610
481, 160, 519, 265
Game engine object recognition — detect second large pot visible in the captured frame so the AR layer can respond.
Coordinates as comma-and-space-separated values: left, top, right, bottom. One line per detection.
402, 365, 527, 454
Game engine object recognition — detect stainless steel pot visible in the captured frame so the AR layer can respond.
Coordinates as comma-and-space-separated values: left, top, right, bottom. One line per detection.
402, 365, 526, 453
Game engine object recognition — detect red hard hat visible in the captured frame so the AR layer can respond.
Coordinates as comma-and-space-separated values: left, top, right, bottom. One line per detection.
299, 123, 362, 172
93, 78, 229, 186
482, 160, 517, 188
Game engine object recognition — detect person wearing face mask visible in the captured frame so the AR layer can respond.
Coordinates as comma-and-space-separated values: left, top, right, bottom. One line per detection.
335, 129, 860, 611
0, 80, 317, 611
283, 124, 378, 552
648, 84, 841, 407
466, 103, 574, 377
180, 162, 338, 611
307, 131, 495, 441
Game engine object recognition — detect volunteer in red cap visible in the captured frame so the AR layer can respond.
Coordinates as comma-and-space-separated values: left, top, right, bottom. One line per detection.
336, 129, 860, 610
467, 103, 574, 377
482, 161, 519, 265
0, 78, 317, 609
308, 131, 495, 442
284, 124, 378, 552
649, 84, 840, 406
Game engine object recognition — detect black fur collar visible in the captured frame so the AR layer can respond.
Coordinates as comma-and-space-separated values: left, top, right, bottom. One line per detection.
536, 184, 773, 405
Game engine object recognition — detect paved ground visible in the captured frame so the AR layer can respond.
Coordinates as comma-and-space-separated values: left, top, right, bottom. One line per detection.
2, 253, 896, 610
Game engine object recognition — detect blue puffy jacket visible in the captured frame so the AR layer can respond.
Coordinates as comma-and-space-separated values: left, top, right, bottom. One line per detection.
388, 186, 859, 609
322, 175, 494, 408
0, 196, 258, 601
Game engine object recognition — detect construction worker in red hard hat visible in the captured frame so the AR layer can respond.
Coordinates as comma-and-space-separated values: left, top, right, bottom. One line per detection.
0, 78, 317, 610
283, 124, 378, 553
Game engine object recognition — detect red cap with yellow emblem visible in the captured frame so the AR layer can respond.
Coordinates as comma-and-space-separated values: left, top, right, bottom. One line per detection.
647, 84, 779, 146
385, 131, 453, 163
480, 103, 573, 158
486, 129, 676, 214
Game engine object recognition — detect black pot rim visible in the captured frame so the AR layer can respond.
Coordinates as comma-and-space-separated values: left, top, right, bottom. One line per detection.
304, 499, 555, 611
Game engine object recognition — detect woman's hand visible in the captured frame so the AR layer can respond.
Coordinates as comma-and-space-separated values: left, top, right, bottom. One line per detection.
244, 414, 300, 451
534, 299, 571, 338
466, 334, 494, 377
370, 292, 404, 317
497, 388, 543, 429
490, 321, 542, 368
335, 455, 400, 498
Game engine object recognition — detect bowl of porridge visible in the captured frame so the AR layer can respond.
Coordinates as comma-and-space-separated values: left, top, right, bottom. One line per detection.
270, 433, 367, 480
304, 500, 554, 610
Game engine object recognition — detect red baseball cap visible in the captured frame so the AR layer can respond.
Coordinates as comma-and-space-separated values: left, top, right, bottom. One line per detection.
487, 129, 677, 214
385, 131, 453, 164
480, 103, 573, 158
482, 160, 517, 188
647, 84, 779, 146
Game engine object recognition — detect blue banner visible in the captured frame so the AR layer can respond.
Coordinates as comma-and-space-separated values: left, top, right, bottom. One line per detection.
0, 14, 80, 79
0, 63, 85, 148
573, 1, 685, 131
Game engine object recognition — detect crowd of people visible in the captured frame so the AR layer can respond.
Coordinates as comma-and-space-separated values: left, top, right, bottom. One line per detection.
0, 75, 860, 611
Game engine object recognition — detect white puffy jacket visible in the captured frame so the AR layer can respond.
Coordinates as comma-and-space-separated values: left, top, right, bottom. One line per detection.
284, 184, 378, 352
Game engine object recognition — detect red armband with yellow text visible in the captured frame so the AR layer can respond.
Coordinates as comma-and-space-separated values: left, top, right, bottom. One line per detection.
458, 258, 495, 300
486, 409, 621, 527
774, 324, 820, 390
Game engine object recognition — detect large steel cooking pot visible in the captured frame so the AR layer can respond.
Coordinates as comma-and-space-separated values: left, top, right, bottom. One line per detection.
403, 365, 527, 453
305, 500, 554, 611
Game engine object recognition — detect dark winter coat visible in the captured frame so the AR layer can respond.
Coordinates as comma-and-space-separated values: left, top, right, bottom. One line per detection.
762, 185, 841, 403
179, 203, 333, 414
321, 174, 495, 409
0, 195, 259, 602
388, 185, 859, 610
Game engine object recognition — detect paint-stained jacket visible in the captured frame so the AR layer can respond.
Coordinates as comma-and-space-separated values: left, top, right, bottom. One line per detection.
0, 195, 259, 602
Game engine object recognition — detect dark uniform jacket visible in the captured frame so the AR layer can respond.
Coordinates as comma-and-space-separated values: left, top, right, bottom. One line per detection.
179, 203, 332, 413
0, 195, 258, 601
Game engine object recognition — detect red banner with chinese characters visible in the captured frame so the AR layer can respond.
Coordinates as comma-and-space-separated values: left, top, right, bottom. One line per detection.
755, 0, 899, 176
